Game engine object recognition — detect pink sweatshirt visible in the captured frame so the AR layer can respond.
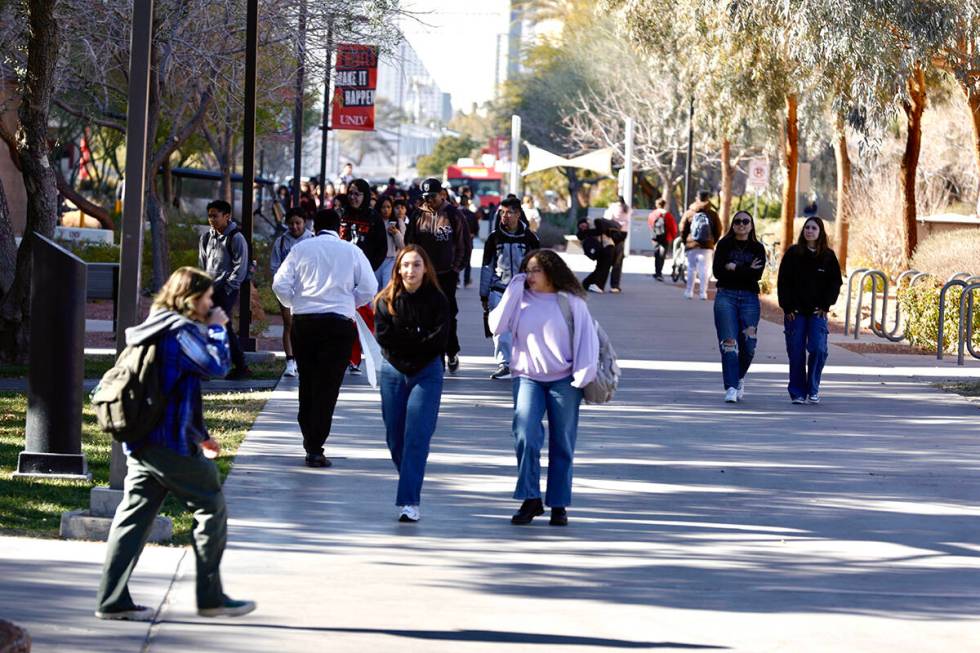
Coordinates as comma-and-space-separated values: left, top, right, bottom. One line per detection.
488, 273, 599, 387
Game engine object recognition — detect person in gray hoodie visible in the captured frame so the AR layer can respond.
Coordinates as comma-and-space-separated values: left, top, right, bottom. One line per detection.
198, 199, 250, 378
270, 208, 313, 377
95, 266, 255, 621
480, 197, 540, 380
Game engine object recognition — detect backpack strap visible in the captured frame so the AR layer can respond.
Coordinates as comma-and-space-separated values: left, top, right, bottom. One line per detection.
556, 291, 575, 344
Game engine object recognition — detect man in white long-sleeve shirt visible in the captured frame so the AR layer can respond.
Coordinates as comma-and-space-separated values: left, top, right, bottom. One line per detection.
273, 208, 378, 467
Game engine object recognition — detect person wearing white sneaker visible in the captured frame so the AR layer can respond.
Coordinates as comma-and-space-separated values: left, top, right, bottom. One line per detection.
270, 209, 312, 383
778, 217, 842, 405
711, 211, 766, 404
375, 246, 449, 522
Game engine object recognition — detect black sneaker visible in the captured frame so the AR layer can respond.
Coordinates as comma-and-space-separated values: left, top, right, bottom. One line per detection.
549, 507, 568, 526
511, 498, 545, 525
95, 605, 155, 621
490, 364, 511, 380
198, 598, 257, 618
305, 453, 332, 468
348, 363, 362, 376
447, 354, 460, 372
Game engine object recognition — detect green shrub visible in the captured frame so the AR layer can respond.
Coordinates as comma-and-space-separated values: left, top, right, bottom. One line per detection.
900, 280, 980, 353
61, 241, 120, 263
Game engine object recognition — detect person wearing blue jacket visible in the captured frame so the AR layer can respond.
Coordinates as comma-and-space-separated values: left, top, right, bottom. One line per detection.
480, 197, 540, 380
96, 267, 255, 622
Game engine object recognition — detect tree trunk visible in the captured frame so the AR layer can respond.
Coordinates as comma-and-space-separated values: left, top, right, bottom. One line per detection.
833, 115, 852, 270
780, 94, 799, 255
146, 186, 169, 290
54, 165, 113, 229
962, 84, 980, 216
0, 177, 15, 297
161, 156, 174, 207
0, 0, 60, 363
719, 138, 733, 232
900, 66, 926, 262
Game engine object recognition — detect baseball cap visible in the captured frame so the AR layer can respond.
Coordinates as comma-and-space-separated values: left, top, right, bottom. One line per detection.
420, 178, 443, 197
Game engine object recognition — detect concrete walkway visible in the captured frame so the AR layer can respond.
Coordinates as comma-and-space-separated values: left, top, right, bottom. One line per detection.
5, 254, 980, 652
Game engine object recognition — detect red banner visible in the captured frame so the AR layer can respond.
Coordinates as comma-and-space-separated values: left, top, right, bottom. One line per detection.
331, 44, 378, 132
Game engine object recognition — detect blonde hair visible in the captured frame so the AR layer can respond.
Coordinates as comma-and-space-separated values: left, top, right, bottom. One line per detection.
152, 267, 214, 318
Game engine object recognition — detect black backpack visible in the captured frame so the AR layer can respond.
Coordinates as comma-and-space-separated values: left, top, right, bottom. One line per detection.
92, 338, 168, 443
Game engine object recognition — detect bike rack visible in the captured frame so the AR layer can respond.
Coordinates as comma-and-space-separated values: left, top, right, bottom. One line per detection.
938, 279, 969, 359
843, 268, 870, 336
957, 282, 980, 365
853, 270, 889, 339
878, 269, 931, 342
948, 271, 972, 283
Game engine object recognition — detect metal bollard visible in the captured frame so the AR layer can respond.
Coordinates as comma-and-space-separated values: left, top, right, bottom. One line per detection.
14, 235, 91, 480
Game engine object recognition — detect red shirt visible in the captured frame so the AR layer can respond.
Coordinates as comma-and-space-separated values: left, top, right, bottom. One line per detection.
647, 209, 677, 243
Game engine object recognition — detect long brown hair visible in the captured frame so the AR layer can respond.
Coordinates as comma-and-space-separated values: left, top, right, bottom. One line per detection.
152, 266, 213, 319
374, 245, 442, 315
720, 210, 758, 244
797, 216, 830, 256
519, 249, 586, 298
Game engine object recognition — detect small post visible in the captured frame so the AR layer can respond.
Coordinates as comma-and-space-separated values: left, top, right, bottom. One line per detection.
510, 115, 521, 196
318, 15, 334, 204
623, 116, 634, 256
15, 235, 90, 481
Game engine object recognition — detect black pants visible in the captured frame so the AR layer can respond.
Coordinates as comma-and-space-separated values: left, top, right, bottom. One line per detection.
437, 270, 460, 357
610, 241, 626, 289
291, 313, 356, 455
653, 241, 668, 276
213, 286, 246, 371
582, 246, 614, 290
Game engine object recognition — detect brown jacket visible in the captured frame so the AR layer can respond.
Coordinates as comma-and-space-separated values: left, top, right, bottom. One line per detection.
679, 201, 723, 250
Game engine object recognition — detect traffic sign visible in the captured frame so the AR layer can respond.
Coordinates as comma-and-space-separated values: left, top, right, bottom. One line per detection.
747, 158, 769, 191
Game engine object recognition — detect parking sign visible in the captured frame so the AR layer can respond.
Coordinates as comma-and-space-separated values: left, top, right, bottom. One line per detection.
747, 158, 769, 191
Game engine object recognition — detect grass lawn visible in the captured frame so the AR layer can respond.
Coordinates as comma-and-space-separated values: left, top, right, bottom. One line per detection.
938, 381, 980, 398
0, 390, 270, 544
0, 355, 284, 381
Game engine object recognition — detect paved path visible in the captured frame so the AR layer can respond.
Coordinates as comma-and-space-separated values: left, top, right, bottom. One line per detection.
5, 254, 980, 651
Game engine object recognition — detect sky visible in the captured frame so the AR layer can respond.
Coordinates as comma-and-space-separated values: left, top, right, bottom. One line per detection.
400, 0, 511, 113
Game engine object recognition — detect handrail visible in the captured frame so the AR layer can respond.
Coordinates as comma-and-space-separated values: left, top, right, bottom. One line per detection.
843, 268, 870, 336
937, 279, 968, 359
853, 270, 888, 339
956, 282, 980, 365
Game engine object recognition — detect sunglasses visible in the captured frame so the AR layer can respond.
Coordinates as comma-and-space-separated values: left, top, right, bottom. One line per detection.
732, 218, 752, 226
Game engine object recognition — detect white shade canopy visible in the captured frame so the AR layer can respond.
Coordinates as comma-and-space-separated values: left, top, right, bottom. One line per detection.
522, 143, 614, 178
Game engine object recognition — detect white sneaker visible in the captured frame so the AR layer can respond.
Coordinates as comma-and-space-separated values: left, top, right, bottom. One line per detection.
700, 294, 708, 300
586, 284, 604, 294
724, 387, 738, 403
683, 291, 693, 299
736, 379, 745, 401
398, 505, 420, 522
284, 359, 298, 377
807, 394, 820, 404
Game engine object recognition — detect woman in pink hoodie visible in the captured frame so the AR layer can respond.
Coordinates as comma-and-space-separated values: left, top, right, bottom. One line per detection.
489, 250, 599, 526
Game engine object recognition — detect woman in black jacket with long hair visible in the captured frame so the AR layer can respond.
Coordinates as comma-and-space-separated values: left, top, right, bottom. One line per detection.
777, 217, 842, 404
374, 245, 449, 522
712, 210, 767, 403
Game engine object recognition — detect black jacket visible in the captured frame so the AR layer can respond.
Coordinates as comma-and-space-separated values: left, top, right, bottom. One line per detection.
341, 207, 388, 271
405, 204, 468, 274
480, 223, 540, 297
374, 283, 449, 375
777, 244, 843, 314
712, 237, 767, 293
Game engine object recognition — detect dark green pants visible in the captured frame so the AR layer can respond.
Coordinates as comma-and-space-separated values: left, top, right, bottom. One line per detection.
96, 444, 227, 612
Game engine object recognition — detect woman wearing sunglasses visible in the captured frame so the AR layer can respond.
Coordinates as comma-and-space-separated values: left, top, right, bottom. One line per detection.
712, 211, 767, 403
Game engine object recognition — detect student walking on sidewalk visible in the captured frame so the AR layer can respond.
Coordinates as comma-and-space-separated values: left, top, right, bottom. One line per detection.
648, 198, 677, 281
374, 246, 450, 523
273, 209, 378, 467
489, 250, 599, 527
678, 191, 723, 300
95, 267, 255, 621
712, 211, 767, 403
777, 217, 843, 405
270, 208, 313, 378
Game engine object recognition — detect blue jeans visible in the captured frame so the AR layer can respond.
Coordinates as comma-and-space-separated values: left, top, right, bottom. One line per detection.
487, 290, 512, 365
784, 313, 829, 399
712, 289, 761, 390
511, 376, 582, 507
376, 257, 395, 289
379, 357, 444, 506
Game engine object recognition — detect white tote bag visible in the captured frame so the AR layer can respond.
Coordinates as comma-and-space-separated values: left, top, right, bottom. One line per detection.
354, 310, 383, 389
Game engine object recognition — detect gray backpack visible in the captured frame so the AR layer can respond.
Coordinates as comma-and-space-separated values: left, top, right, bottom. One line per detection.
91, 339, 167, 443
556, 292, 620, 404
691, 211, 712, 245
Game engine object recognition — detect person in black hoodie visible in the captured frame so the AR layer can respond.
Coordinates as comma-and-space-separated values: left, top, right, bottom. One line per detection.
578, 217, 617, 293
342, 178, 388, 373
712, 210, 767, 403
777, 216, 842, 405
374, 245, 450, 523
480, 197, 540, 380
405, 178, 468, 372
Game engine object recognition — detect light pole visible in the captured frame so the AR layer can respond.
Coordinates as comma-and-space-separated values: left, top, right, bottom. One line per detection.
238, 0, 258, 352
683, 96, 694, 209
292, 0, 307, 207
